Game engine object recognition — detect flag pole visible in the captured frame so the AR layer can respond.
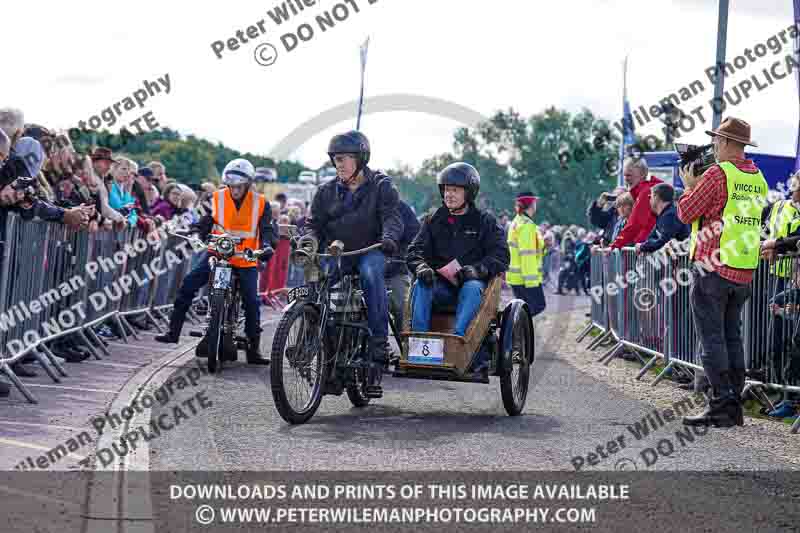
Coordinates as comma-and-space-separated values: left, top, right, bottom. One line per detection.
794, 0, 800, 173
618, 56, 629, 188
357, 37, 370, 131
711, 0, 730, 130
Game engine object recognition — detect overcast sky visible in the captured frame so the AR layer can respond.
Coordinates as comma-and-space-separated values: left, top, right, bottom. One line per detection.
4, 0, 798, 172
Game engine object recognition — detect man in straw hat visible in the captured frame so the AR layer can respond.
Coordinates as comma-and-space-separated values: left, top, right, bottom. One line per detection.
678, 117, 768, 428
506, 192, 546, 318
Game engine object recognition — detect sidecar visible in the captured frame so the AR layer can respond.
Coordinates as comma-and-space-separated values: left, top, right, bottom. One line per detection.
393, 276, 535, 416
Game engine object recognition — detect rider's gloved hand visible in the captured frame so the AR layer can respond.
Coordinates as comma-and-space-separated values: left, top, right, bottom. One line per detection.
298, 234, 317, 254
415, 263, 435, 285
457, 264, 489, 284
380, 238, 398, 255
259, 246, 274, 263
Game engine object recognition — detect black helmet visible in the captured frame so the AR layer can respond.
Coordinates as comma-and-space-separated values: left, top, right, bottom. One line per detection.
327, 131, 371, 179
437, 162, 480, 205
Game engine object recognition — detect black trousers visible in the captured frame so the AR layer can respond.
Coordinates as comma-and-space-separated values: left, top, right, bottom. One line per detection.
511, 285, 546, 318
689, 270, 751, 395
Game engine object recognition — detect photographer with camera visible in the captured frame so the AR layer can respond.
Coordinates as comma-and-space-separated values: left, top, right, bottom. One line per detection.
587, 186, 626, 243
677, 117, 768, 429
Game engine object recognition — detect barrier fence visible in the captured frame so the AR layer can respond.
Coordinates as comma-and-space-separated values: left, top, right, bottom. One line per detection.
578, 245, 800, 435
0, 214, 200, 403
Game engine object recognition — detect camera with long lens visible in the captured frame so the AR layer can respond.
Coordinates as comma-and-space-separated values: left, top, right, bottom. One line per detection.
117, 205, 138, 217
675, 143, 716, 178
11, 177, 39, 204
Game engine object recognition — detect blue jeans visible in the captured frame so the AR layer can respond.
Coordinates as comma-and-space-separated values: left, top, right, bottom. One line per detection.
411, 279, 486, 336
172, 258, 261, 338
324, 250, 388, 339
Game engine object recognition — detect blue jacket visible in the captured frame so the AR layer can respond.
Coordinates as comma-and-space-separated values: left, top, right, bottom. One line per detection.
109, 182, 138, 226
386, 200, 421, 278
639, 202, 690, 253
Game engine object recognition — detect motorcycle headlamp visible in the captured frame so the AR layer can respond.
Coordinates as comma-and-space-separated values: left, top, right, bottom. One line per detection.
216, 237, 235, 257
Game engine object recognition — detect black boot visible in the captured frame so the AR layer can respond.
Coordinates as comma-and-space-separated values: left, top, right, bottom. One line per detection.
730, 369, 746, 426
683, 387, 739, 428
154, 312, 183, 344
365, 338, 388, 398
246, 335, 270, 365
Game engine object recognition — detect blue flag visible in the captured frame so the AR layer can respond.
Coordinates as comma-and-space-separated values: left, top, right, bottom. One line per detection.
618, 57, 635, 187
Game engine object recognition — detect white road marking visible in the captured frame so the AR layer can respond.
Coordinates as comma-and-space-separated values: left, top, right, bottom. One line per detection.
0, 437, 87, 460
24, 384, 116, 394
0, 419, 83, 431
84, 360, 143, 369
105, 342, 178, 352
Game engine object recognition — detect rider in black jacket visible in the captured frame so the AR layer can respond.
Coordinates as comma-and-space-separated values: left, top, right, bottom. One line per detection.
299, 131, 403, 398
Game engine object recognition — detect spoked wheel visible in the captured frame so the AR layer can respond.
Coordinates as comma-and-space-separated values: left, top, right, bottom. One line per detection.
346, 367, 371, 408
270, 304, 326, 424
500, 307, 533, 416
206, 290, 227, 374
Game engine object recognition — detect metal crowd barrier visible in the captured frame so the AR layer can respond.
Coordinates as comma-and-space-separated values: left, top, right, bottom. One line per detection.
0, 215, 198, 403
579, 243, 800, 434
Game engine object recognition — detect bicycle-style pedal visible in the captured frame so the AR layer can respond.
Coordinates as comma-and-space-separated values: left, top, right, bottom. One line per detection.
365, 385, 383, 398
189, 331, 204, 338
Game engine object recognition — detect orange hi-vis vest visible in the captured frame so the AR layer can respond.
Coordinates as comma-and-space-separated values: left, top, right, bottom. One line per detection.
211, 188, 267, 268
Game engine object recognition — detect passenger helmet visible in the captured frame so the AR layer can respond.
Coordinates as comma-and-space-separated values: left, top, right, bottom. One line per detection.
437, 162, 480, 204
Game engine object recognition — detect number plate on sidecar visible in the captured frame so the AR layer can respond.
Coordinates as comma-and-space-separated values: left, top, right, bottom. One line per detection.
408, 337, 444, 365
213, 267, 232, 289
287, 286, 310, 303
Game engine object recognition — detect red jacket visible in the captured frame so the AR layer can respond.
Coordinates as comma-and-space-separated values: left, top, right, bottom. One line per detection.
610, 175, 663, 249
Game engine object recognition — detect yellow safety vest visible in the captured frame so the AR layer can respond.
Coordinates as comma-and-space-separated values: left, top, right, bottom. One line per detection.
689, 161, 767, 269
507, 214, 543, 288
768, 199, 800, 277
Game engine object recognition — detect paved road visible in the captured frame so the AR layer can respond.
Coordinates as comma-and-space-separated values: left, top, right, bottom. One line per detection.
148, 292, 799, 472
3, 293, 799, 533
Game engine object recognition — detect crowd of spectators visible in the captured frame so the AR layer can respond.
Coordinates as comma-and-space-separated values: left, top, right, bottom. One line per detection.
0, 107, 211, 396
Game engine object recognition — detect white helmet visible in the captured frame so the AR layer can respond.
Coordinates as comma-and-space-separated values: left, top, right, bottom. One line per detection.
222, 158, 255, 186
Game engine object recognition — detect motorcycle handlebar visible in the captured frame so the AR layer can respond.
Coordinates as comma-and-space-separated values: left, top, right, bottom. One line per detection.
317, 242, 383, 258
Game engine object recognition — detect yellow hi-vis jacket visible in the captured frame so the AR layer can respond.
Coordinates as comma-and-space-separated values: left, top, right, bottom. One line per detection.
507, 213, 543, 287
767, 199, 800, 278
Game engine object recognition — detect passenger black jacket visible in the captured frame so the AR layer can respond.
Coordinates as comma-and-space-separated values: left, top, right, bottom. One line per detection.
306, 168, 403, 252
406, 205, 510, 280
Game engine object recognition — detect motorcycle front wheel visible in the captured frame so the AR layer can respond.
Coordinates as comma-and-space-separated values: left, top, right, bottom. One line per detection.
270, 303, 326, 424
206, 290, 226, 374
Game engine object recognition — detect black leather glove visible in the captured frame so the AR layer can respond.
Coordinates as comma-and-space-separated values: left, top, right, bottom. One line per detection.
259, 246, 274, 263
457, 264, 488, 284
381, 238, 398, 255
415, 263, 435, 285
